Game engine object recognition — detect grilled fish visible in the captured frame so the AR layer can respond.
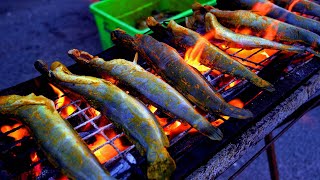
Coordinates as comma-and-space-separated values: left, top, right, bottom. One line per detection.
218, 0, 320, 35
147, 17, 275, 92
36, 61, 175, 180
201, 12, 320, 57
68, 49, 222, 141
111, 29, 253, 119
0, 93, 113, 180
198, 4, 320, 50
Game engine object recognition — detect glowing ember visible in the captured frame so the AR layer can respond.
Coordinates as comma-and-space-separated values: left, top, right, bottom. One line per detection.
49, 83, 77, 119
211, 119, 224, 127
0, 123, 29, 141
30, 152, 42, 177
88, 133, 129, 164
164, 120, 191, 138
148, 105, 158, 113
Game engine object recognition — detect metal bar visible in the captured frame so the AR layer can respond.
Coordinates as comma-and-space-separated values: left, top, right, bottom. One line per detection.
264, 133, 279, 180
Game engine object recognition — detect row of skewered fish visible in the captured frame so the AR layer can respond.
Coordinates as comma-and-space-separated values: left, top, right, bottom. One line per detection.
1, 0, 320, 179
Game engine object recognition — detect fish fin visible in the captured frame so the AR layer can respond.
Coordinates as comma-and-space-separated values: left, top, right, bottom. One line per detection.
222, 105, 253, 119
192, 119, 223, 140
133, 52, 138, 64
306, 47, 320, 58
147, 147, 176, 179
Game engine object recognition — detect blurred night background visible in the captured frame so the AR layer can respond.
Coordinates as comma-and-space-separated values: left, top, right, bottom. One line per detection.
0, 0, 319, 179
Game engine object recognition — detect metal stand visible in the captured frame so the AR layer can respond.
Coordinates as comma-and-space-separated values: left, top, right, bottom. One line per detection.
229, 94, 320, 180
265, 133, 279, 180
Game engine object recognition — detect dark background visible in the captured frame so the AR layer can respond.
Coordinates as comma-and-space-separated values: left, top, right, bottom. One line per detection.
0, 0, 319, 179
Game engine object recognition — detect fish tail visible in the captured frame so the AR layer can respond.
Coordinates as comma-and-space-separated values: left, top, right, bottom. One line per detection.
222, 105, 253, 119
306, 47, 320, 58
191, 118, 223, 140
251, 78, 275, 92
147, 147, 176, 180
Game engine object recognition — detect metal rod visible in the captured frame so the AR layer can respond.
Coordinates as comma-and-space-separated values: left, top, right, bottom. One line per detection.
265, 133, 279, 180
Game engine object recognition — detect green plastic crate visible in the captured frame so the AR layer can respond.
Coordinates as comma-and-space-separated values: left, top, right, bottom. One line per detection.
90, 0, 217, 49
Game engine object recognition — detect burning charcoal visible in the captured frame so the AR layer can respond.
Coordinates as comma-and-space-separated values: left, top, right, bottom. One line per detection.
38, 61, 176, 180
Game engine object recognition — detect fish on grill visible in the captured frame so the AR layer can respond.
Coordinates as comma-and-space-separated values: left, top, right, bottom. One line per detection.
270, 0, 320, 18
68, 49, 223, 141
35, 60, 175, 180
217, 0, 320, 35
0, 93, 114, 180
147, 17, 275, 92
111, 29, 253, 119
186, 11, 320, 57
190, 3, 320, 51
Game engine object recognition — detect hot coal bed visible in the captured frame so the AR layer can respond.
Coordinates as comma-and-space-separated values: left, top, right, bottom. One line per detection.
1, 13, 320, 180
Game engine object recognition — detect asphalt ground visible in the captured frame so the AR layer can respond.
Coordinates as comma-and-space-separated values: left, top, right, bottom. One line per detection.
0, 1, 319, 179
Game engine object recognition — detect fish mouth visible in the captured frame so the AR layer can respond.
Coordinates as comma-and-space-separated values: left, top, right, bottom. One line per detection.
68, 49, 94, 64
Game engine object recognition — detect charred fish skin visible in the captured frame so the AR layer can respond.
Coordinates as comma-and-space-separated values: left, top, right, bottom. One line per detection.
68, 49, 223, 141
0, 94, 113, 180
111, 30, 253, 120
47, 62, 175, 180
146, 17, 274, 92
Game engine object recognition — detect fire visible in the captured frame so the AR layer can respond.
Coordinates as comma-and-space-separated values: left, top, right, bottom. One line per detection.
30, 152, 42, 177
263, 21, 280, 41
49, 84, 77, 119
0, 123, 29, 142
184, 39, 211, 73
252, 2, 273, 16
148, 105, 158, 113
164, 120, 191, 138
212, 98, 245, 125
234, 27, 253, 35
288, 0, 301, 12
88, 133, 129, 164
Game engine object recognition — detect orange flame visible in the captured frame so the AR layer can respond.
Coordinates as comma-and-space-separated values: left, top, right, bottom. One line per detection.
252, 2, 273, 16
49, 84, 77, 119
263, 21, 280, 41
30, 152, 42, 177
184, 39, 211, 73
0, 123, 29, 142
164, 120, 191, 138
148, 105, 158, 113
288, 0, 301, 12
88, 132, 129, 164
211, 119, 224, 127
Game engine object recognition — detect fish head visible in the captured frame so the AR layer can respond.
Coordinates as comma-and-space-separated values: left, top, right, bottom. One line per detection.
111, 29, 137, 51
68, 49, 95, 65
167, 20, 198, 50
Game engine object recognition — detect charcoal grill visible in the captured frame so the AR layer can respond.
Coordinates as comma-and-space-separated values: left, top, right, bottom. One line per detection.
1, 14, 320, 180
